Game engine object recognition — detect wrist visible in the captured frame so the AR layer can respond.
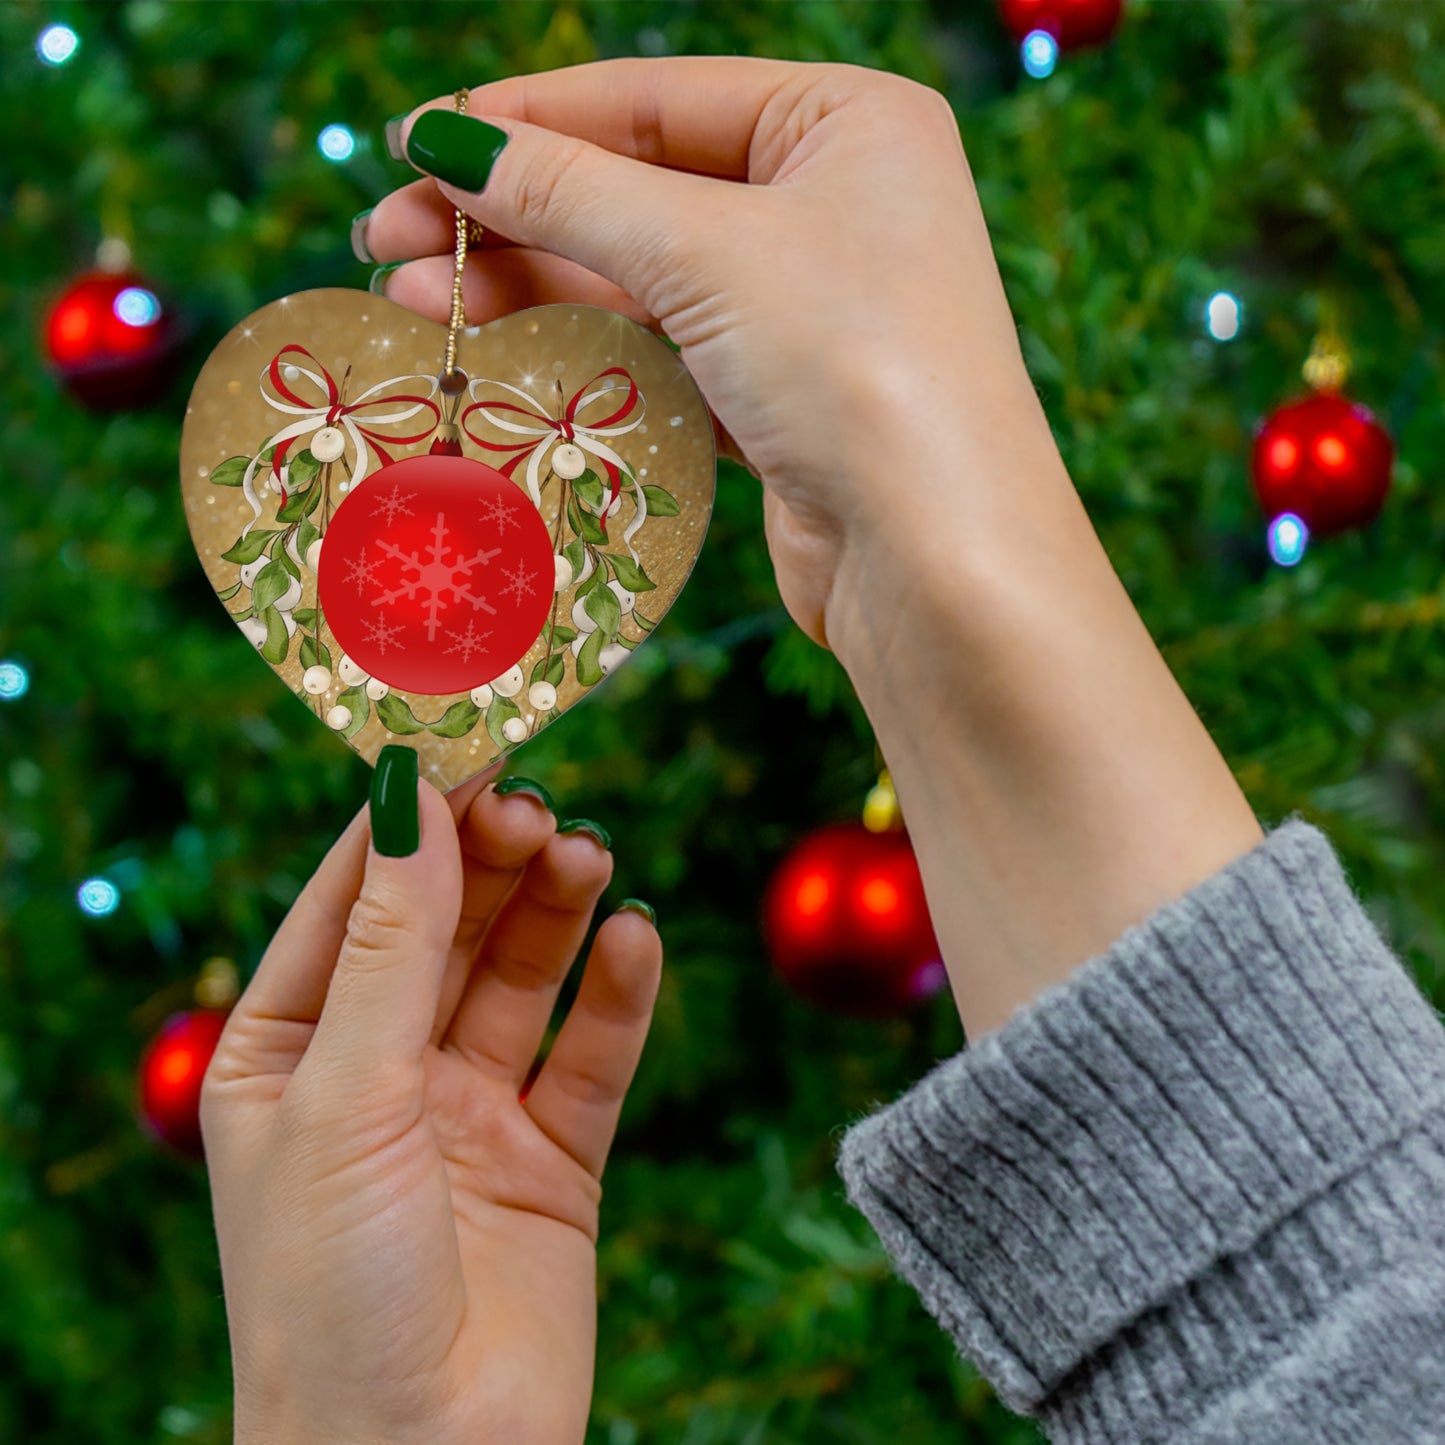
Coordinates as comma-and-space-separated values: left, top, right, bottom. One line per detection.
824, 419, 1261, 1038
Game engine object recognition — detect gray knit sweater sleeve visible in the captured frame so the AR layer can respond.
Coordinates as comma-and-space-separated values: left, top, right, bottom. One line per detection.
835, 819, 1445, 1443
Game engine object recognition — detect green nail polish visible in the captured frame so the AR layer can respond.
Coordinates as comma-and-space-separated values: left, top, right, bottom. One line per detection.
559, 818, 612, 850
370, 745, 419, 857
384, 113, 409, 162
494, 776, 555, 812
404, 110, 509, 192
369, 261, 404, 297
617, 898, 656, 926
350, 208, 375, 264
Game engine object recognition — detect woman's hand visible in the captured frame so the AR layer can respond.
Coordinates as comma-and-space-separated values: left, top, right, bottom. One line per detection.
202, 761, 660, 1445
362, 56, 1045, 652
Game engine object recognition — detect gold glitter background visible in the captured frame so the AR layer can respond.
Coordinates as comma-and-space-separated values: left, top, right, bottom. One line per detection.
179, 289, 716, 790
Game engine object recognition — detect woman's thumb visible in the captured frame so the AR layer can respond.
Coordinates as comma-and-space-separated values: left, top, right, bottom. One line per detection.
303, 746, 463, 1087
394, 106, 721, 312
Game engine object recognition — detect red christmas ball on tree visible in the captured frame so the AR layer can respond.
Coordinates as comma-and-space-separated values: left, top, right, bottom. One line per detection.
998, 0, 1124, 49
1251, 391, 1394, 537
44, 269, 180, 410
137, 1009, 230, 1157
763, 822, 945, 1017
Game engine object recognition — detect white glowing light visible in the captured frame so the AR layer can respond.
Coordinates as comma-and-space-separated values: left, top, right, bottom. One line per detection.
78, 877, 121, 917
318, 124, 356, 162
1022, 30, 1059, 79
0, 660, 29, 700
1267, 512, 1308, 567
38, 24, 79, 66
1205, 291, 1242, 342
114, 287, 161, 327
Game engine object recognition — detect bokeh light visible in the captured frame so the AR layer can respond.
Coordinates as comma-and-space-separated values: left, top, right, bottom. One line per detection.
114, 287, 161, 328
0, 660, 29, 701
1022, 30, 1059, 79
37, 24, 79, 66
1267, 512, 1309, 567
317, 124, 356, 162
77, 878, 121, 917
1205, 291, 1242, 341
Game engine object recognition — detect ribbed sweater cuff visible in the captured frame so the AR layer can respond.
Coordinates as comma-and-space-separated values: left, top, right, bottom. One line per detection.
835, 819, 1445, 1427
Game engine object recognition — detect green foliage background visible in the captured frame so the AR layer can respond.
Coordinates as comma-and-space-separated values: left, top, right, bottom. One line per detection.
2, 2, 1444, 1441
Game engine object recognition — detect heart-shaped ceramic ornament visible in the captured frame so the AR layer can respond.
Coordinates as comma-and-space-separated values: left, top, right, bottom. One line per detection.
180, 290, 715, 789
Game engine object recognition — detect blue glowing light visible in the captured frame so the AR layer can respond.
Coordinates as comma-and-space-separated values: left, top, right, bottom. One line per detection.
1206, 291, 1242, 342
37, 24, 79, 66
1022, 30, 1059, 79
0, 661, 29, 701
78, 877, 121, 917
318, 124, 356, 162
1267, 512, 1309, 567
114, 286, 161, 328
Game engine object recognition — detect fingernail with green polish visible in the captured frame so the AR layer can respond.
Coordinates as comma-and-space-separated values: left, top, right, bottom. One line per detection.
371, 745, 420, 857
617, 898, 656, 926
494, 775, 555, 812
369, 261, 404, 297
350, 208, 375, 264
404, 110, 509, 192
559, 818, 612, 850
384, 113, 409, 162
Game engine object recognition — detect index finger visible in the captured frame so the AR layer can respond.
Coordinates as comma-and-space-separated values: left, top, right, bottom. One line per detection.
412, 55, 810, 182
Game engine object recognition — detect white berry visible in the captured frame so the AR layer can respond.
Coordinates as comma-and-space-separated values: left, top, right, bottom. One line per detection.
551, 443, 586, 479
337, 655, 368, 686
528, 681, 557, 711
365, 677, 390, 701
275, 574, 303, 613
608, 579, 635, 615
490, 665, 525, 698
554, 554, 573, 592
310, 426, 346, 463
305, 538, 323, 571
572, 596, 599, 633
571, 632, 586, 658
325, 705, 352, 731
302, 665, 332, 695
239, 616, 268, 649
573, 547, 595, 586
239, 558, 265, 589
598, 642, 630, 676
470, 683, 493, 708
501, 716, 528, 743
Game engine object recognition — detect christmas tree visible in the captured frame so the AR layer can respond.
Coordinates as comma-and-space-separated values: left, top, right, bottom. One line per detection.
3, 3, 1444, 1441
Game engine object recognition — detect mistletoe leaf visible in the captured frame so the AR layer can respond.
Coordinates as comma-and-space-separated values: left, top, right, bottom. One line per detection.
259, 606, 290, 665
297, 520, 321, 560
485, 694, 522, 748
251, 559, 291, 613
300, 635, 332, 672
530, 653, 566, 688
276, 480, 322, 523
292, 607, 319, 630
375, 693, 427, 735
641, 484, 680, 517
575, 565, 602, 600
576, 628, 605, 686
549, 624, 577, 645
209, 455, 251, 488
221, 529, 281, 565
584, 582, 621, 637
633, 611, 657, 633
572, 469, 605, 510
562, 538, 586, 578
335, 683, 369, 741
606, 553, 656, 593
287, 449, 322, 486
430, 699, 483, 739
215, 581, 242, 603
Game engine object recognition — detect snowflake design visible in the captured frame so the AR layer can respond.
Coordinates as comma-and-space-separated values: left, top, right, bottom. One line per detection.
372, 483, 416, 526
372, 511, 502, 640
445, 620, 492, 664
343, 551, 383, 596
363, 614, 406, 654
480, 493, 520, 533
499, 561, 542, 607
